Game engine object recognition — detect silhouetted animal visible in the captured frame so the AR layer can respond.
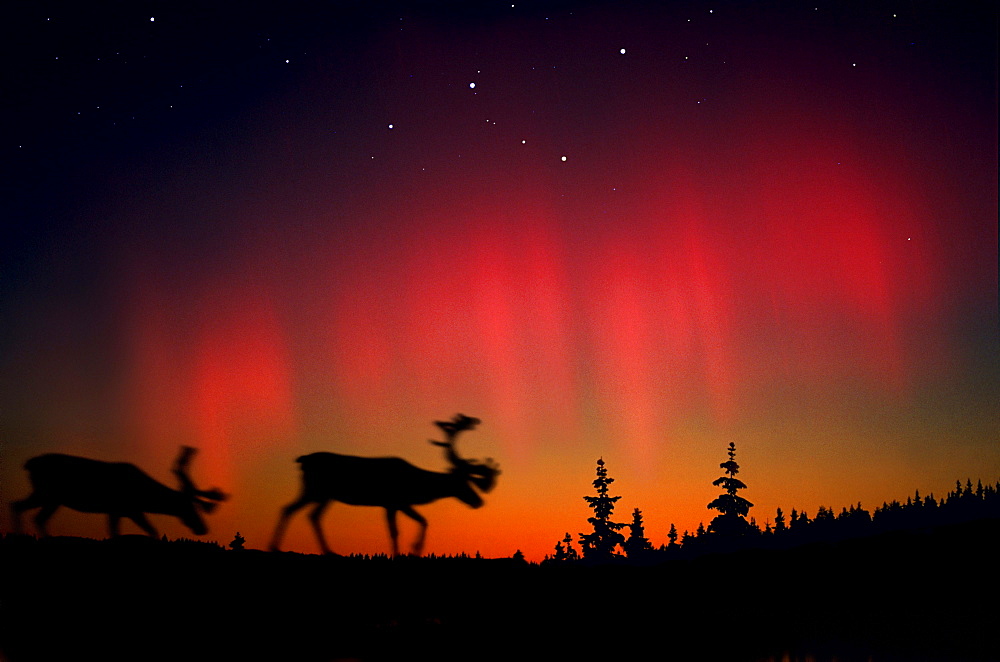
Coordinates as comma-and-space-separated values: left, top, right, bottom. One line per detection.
12, 446, 226, 537
270, 414, 499, 555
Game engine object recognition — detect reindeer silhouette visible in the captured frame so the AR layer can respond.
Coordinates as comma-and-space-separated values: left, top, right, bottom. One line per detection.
270, 414, 499, 556
11, 446, 226, 537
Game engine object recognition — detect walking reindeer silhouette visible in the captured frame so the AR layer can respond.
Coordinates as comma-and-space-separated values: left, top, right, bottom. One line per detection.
12, 446, 226, 538
270, 414, 499, 555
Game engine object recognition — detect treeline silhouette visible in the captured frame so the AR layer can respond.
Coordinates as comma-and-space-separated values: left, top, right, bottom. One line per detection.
2, 517, 995, 661
553, 443, 1000, 564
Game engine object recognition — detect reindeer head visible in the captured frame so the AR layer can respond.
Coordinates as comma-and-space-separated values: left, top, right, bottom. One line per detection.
430, 414, 500, 507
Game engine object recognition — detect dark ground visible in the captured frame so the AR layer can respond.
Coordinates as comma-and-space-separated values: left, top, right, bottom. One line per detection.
1, 520, 997, 662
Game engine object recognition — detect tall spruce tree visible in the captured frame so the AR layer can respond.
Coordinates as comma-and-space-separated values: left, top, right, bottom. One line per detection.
707, 441, 754, 536
579, 458, 627, 560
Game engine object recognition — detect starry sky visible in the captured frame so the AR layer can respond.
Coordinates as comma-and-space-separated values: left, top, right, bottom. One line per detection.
2, 0, 997, 559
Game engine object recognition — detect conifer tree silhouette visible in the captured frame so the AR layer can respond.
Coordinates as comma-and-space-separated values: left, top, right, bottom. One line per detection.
562, 532, 579, 560
667, 523, 679, 549
624, 507, 653, 559
773, 507, 787, 534
579, 458, 627, 561
707, 442, 754, 536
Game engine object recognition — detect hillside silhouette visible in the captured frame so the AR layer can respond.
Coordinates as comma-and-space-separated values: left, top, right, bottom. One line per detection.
1, 513, 996, 662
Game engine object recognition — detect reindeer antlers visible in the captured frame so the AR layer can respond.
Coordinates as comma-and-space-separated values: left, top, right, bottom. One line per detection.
172, 446, 228, 510
431, 413, 480, 455
433, 413, 481, 438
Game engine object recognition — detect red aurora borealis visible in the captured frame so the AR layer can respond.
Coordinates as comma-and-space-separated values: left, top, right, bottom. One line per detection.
3, 1, 996, 559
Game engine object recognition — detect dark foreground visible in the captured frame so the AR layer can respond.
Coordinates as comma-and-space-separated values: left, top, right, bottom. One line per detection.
1, 520, 997, 662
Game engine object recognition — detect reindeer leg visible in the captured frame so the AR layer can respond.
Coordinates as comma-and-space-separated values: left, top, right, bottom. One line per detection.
34, 503, 58, 537
128, 513, 159, 538
385, 508, 400, 557
308, 500, 334, 555
399, 506, 427, 556
270, 496, 311, 552
11, 494, 43, 534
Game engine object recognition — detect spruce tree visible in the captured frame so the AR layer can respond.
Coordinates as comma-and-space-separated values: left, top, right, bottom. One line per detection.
774, 507, 787, 534
229, 531, 246, 550
579, 458, 627, 560
553, 538, 567, 561
563, 532, 579, 560
624, 507, 653, 559
707, 441, 754, 536
553, 532, 579, 561
667, 523, 679, 548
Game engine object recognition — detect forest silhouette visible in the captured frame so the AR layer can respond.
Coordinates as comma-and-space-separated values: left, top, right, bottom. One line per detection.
2, 424, 997, 661
558, 443, 1000, 564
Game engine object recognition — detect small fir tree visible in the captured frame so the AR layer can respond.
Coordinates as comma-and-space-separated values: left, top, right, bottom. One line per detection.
552, 532, 579, 561
579, 458, 627, 560
562, 532, 579, 560
667, 523, 679, 548
624, 507, 653, 559
707, 442, 754, 536
774, 508, 787, 534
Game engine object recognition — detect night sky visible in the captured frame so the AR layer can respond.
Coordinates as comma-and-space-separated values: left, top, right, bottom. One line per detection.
3, 0, 997, 559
